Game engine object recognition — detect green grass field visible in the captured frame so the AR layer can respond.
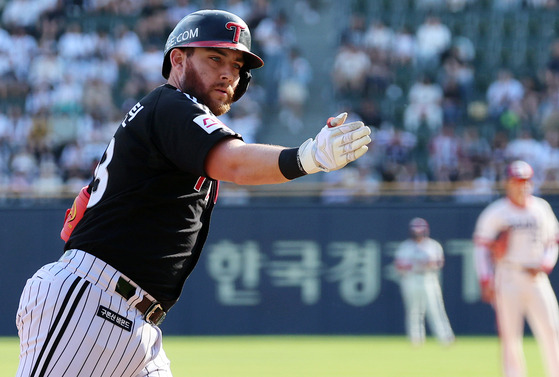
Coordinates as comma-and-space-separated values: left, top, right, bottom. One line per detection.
1, 335, 546, 376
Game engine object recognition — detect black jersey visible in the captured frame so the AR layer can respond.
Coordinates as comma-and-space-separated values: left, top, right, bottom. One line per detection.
65, 84, 241, 311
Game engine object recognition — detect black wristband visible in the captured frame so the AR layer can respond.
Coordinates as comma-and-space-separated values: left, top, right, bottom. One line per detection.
279, 148, 307, 180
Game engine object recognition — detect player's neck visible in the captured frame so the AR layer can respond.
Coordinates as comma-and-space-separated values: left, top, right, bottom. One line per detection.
507, 195, 529, 208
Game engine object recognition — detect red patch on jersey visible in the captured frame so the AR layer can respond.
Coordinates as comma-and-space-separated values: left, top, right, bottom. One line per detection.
193, 115, 232, 134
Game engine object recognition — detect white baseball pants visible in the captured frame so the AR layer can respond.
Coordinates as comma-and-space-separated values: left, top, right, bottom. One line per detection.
495, 265, 559, 377
16, 249, 172, 377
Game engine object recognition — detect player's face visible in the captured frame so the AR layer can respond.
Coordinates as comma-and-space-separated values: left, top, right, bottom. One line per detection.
506, 178, 533, 207
180, 47, 243, 116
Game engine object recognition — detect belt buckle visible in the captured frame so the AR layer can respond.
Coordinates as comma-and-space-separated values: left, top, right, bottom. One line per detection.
144, 302, 166, 326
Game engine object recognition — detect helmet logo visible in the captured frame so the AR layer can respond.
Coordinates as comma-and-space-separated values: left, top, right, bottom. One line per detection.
226, 22, 245, 43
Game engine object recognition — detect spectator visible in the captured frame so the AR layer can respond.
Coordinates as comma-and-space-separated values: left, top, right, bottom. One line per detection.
254, 9, 295, 107
460, 125, 492, 178
82, 77, 116, 117
356, 98, 383, 129
278, 46, 313, 133
331, 39, 372, 101
2, 0, 54, 30
32, 159, 64, 196
0, 26, 13, 53
224, 0, 252, 21
51, 74, 83, 114
166, 0, 198, 26
440, 45, 475, 104
136, 0, 169, 44
113, 23, 144, 67
363, 19, 394, 62
57, 22, 96, 60
8, 26, 38, 80
429, 124, 461, 181
404, 74, 444, 133
415, 15, 452, 72
245, 0, 272, 30
391, 25, 416, 66
10, 145, 38, 186
4, 105, 32, 152
0, 48, 14, 99
486, 68, 524, 125
379, 128, 416, 182
505, 128, 546, 182
27, 46, 64, 88
339, 13, 367, 48
486, 130, 510, 182
133, 42, 165, 90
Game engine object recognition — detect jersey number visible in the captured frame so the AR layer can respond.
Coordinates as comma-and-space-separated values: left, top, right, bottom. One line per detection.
88, 138, 115, 208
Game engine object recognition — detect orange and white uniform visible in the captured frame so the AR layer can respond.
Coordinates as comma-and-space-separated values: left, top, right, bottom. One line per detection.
474, 195, 559, 377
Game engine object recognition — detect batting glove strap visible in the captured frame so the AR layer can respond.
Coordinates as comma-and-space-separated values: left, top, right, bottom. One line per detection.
298, 138, 322, 174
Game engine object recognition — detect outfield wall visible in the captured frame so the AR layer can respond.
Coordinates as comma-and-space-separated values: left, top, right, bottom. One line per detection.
2, 199, 558, 336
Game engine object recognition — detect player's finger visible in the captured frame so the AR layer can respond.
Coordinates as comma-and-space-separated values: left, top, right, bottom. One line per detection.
340, 126, 371, 144
344, 146, 369, 162
327, 112, 347, 128
336, 121, 366, 135
341, 135, 371, 154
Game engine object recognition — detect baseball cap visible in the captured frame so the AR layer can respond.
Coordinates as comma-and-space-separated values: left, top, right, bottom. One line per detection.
506, 160, 533, 180
409, 217, 429, 236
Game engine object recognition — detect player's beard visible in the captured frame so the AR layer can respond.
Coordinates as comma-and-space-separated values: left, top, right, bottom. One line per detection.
180, 60, 234, 116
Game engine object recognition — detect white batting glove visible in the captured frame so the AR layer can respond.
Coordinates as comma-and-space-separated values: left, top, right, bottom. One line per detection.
298, 113, 372, 174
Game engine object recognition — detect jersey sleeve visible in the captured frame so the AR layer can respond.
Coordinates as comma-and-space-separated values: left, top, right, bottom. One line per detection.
432, 240, 444, 267
543, 199, 559, 245
473, 204, 502, 282
151, 90, 242, 177
394, 241, 412, 271
473, 201, 506, 246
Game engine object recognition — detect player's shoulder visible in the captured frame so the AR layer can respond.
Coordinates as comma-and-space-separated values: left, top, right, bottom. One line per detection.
145, 84, 217, 128
530, 195, 556, 214
152, 84, 207, 113
395, 239, 414, 253
481, 197, 509, 214
426, 237, 443, 248
474, 198, 507, 233
531, 195, 551, 206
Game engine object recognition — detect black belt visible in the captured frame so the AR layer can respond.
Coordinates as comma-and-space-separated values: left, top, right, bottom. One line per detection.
115, 276, 166, 326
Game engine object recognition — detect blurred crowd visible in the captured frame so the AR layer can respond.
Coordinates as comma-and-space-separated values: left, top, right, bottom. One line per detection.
322, 0, 559, 203
0, 0, 299, 197
1, 0, 559, 201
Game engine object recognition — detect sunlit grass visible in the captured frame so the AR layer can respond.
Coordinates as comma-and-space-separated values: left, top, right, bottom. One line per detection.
2, 335, 545, 377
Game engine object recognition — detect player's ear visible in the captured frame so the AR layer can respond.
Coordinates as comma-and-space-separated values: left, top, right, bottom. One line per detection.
169, 48, 185, 72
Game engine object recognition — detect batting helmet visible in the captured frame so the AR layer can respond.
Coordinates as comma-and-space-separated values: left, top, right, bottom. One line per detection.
409, 217, 429, 238
506, 160, 533, 181
162, 10, 264, 101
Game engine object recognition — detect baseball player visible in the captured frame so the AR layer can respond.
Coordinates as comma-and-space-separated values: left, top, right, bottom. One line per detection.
15, 10, 372, 377
394, 217, 455, 346
473, 160, 559, 377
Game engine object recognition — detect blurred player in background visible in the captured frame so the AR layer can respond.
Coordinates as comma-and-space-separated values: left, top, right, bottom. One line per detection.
473, 160, 559, 377
15, 9, 371, 377
394, 217, 455, 346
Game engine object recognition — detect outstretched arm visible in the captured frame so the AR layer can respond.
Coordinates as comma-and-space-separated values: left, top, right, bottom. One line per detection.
205, 140, 290, 185
205, 113, 372, 185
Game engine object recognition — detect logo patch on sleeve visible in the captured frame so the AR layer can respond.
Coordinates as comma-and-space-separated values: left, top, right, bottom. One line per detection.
193, 115, 232, 134
97, 305, 132, 332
